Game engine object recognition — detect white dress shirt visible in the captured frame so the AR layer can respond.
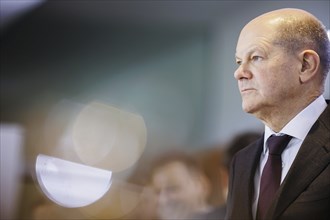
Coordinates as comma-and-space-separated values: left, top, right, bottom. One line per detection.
252, 95, 327, 219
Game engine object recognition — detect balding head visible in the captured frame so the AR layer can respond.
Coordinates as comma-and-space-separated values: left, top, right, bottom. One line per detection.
248, 8, 317, 25
242, 8, 330, 85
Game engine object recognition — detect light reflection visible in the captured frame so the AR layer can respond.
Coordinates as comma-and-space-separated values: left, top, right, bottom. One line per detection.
35, 154, 112, 208
34, 100, 147, 210
41, 99, 147, 171
78, 180, 146, 219
0, 0, 44, 29
72, 101, 147, 172
72, 102, 119, 166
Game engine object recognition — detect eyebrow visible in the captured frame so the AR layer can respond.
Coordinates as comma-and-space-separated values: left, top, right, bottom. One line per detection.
235, 46, 266, 60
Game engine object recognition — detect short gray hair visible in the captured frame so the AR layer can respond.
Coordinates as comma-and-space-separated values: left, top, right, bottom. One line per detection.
274, 16, 330, 82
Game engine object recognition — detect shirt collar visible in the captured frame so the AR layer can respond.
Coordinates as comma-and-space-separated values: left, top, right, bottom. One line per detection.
263, 95, 327, 152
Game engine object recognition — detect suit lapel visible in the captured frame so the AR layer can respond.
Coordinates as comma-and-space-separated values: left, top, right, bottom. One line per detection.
268, 104, 330, 219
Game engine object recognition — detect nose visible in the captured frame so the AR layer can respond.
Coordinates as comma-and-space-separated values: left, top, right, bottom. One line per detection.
234, 63, 252, 80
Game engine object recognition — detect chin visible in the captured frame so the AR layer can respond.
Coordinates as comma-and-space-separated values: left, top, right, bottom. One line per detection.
241, 101, 256, 114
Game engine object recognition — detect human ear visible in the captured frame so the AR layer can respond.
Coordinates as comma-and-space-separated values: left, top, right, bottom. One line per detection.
299, 50, 320, 83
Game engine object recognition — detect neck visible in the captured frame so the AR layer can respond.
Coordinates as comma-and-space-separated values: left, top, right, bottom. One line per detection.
257, 95, 320, 132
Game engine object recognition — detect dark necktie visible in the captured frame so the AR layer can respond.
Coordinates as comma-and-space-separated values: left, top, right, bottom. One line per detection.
257, 134, 292, 220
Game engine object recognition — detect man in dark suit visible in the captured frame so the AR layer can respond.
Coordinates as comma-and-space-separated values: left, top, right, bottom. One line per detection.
226, 8, 330, 220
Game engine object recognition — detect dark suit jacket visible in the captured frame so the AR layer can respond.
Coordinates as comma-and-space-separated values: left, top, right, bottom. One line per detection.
226, 104, 330, 220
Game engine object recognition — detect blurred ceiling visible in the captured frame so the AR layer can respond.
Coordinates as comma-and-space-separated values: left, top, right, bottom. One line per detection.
1, 0, 235, 30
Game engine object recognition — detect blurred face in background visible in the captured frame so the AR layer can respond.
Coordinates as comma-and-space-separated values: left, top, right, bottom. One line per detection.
150, 161, 209, 219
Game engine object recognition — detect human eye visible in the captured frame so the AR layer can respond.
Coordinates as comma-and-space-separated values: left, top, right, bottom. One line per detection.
251, 55, 263, 62
235, 59, 242, 65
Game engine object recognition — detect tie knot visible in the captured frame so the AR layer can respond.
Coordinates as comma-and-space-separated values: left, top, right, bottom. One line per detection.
267, 135, 292, 155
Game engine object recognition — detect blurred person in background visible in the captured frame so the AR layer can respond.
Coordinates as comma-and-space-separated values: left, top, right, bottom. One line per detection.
148, 150, 219, 219
122, 155, 159, 220
198, 131, 262, 219
192, 147, 227, 219
227, 8, 330, 220
121, 185, 159, 220
195, 148, 227, 208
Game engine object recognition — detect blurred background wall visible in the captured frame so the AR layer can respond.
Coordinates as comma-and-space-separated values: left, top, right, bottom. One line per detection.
1, 1, 329, 219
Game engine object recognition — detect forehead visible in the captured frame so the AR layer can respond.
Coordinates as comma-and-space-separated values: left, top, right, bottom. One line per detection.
236, 21, 277, 57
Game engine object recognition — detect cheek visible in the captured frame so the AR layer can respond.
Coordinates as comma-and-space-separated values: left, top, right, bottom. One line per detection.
259, 77, 284, 98
277, 63, 300, 86
259, 63, 294, 91
254, 73, 277, 97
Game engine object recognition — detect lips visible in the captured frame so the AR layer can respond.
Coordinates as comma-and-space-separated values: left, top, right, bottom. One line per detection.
240, 88, 255, 93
